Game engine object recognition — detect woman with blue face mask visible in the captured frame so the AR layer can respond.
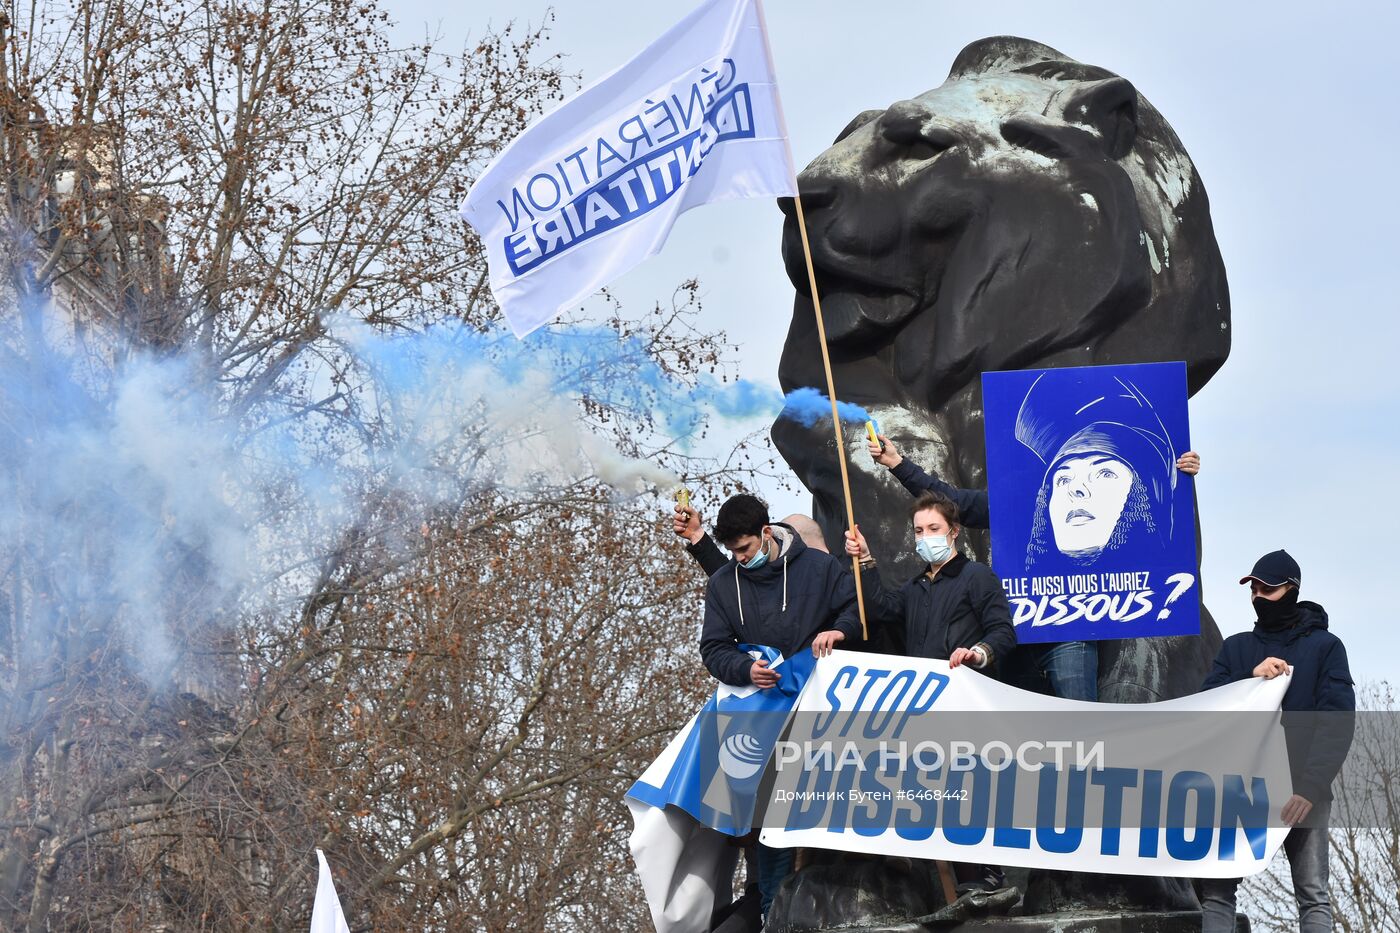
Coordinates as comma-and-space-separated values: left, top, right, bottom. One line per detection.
842, 490, 1019, 901
842, 491, 1017, 674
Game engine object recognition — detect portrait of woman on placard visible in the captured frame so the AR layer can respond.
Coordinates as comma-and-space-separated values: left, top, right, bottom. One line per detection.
1014, 373, 1177, 575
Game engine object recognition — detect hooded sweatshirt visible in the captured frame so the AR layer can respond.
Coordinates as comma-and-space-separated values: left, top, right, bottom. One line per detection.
1201, 600, 1355, 802
699, 524, 861, 686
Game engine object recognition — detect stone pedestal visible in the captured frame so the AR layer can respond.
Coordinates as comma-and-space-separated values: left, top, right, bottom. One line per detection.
792, 913, 1249, 933
765, 853, 947, 933
763, 855, 1250, 933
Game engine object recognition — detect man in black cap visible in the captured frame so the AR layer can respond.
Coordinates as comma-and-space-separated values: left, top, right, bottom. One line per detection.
1197, 549, 1355, 933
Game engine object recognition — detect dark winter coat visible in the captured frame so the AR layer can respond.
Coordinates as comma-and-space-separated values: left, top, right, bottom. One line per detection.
1201, 601, 1355, 802
860, 553, 1017, 671
686, 533, 728, 577
891, 459, 990, 529
699, 524, 861, 686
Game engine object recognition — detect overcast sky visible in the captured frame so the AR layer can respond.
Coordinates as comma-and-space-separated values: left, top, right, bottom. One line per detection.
390, 1, 1398, 684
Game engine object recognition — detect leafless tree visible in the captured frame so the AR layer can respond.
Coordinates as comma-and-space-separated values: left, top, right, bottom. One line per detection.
0, 1, 757, 929
1242, 682, 1399, 933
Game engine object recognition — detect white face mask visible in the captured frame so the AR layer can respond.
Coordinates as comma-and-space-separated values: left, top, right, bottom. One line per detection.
915, 534, 952, 565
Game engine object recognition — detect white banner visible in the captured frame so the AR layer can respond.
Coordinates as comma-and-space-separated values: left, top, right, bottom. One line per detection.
759, 651, 1293, 879
628, 650, 1294, 930
460, 0, 796, 338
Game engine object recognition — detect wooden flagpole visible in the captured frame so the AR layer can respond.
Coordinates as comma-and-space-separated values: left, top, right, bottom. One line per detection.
754, 3, 971, 897
796, 204, 963, 905
790, 196, 868, 641
751, 0, 866, 641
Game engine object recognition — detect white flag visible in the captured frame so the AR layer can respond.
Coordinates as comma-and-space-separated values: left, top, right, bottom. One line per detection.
460, 0, 796, 338
310, 849, 351, 933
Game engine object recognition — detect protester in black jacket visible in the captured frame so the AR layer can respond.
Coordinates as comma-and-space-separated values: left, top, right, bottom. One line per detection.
843, 490, 1016, 672
698, 497, 860, 687
1198, 549, 1354, 933
843, 490, 1016, 901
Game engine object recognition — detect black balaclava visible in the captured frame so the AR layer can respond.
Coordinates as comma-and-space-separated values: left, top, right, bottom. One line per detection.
1253, 588, 1301, 631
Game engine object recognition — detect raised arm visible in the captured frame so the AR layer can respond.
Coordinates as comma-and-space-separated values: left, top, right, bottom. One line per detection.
868, 434, 990, 530
843, 525, 908, 625
673, 503, 729, 576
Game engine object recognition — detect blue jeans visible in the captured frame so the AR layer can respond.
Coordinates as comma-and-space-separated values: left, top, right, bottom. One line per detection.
756, 842, 794, 918
1199, 800, 1331, 932
1039, 641, 1098, 701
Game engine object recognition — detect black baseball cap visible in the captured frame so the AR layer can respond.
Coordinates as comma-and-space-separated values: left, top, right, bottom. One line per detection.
1239, 549, 1301, 588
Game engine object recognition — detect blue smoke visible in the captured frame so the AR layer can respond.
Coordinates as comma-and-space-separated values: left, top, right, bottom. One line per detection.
778, 387, 874, 429
333, 320, 784, 450
0, 312, 781, 685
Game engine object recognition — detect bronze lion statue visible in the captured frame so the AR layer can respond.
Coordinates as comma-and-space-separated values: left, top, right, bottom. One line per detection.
769, 35, 1235, 920
773, 35, 1230, 705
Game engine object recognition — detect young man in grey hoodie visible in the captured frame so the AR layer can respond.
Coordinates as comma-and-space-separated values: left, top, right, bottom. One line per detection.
698, 493, 859, 920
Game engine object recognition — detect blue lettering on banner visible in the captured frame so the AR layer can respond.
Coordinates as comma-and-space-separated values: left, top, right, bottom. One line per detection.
1165, 770, 1215, 860
775, 759, 1273, 863
854, 753, 896, 838
992, 765, 1031, 850
1035, 767, 1087, 854
843, 668, 893, 738
896, 761, 937, 842
813, 666, 856, 739
1218, 774, 1270, 861
1139, 769, 1163, 857
789, 764, 832, 831
941, 762, 992, 846
1092, 767, 1139, 856
772, 678, 1276, 864
501, 78, 757, 275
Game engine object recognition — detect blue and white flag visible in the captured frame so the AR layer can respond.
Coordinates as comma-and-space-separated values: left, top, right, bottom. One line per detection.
460, 0, 797, 338
625, 645, 814, 933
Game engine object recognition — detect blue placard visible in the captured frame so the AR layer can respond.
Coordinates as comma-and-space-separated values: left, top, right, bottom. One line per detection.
982, 363, 1200, 644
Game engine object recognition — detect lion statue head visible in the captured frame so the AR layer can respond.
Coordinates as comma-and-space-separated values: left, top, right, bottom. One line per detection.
773, 36, 1230, 705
